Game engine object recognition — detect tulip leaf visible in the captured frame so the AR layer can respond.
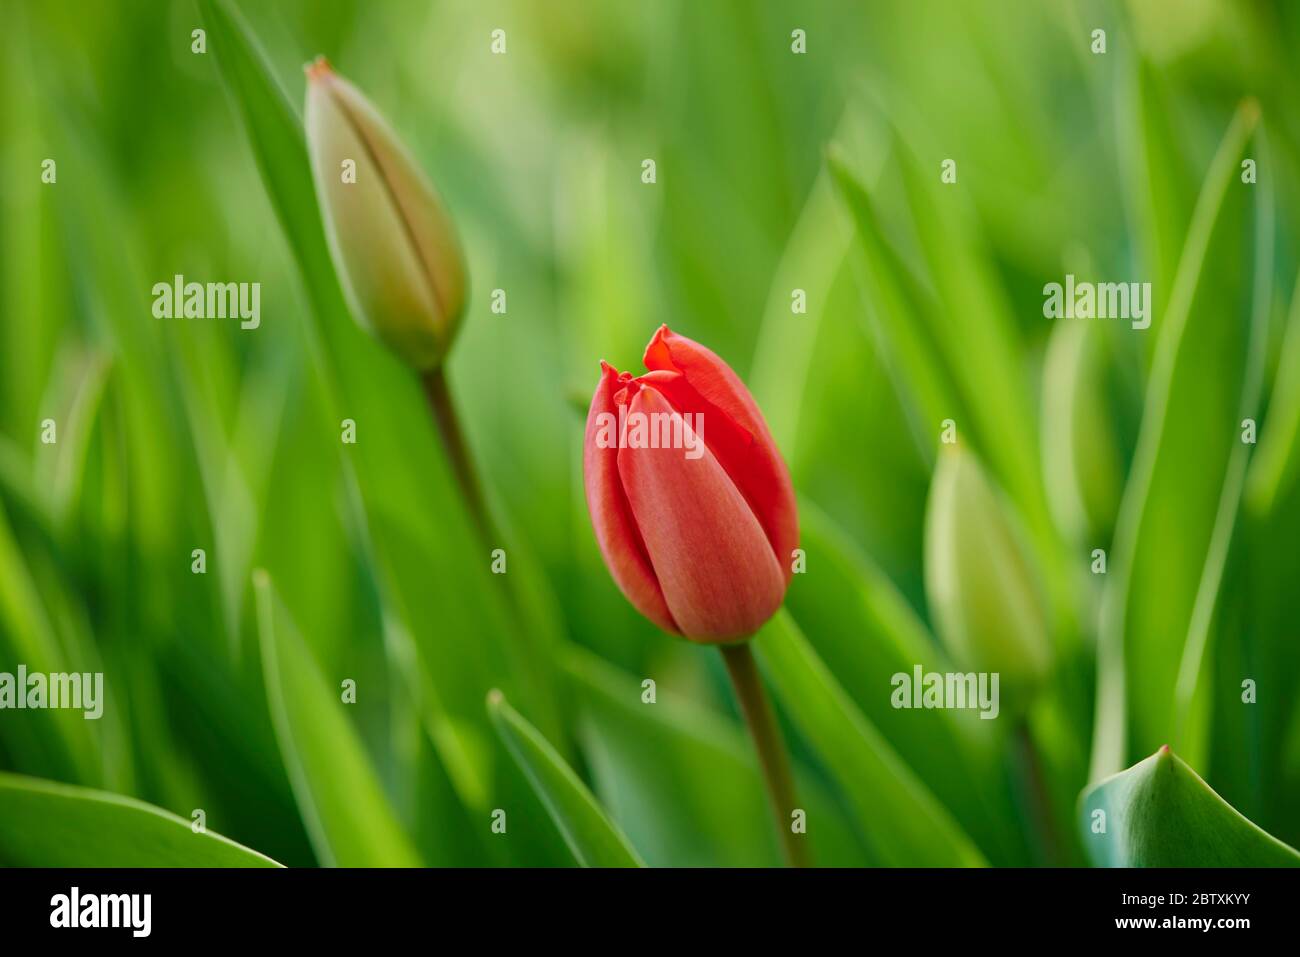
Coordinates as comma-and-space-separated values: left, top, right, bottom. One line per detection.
0, 773, 281, 867
487, 690, 643, 867
828, 147, 962, 465
785, 499, 1024, 863
1093, 101, 1268, 776
1120, 57, 1194, 362
1246, 271, 1300, 516
895, 131, 1050, 547
1079, 747, 1300, 867
1040, 319, 1128, 544
748, 169, 854, 451
201, 0, 568, 812
0, 436, 51, 536
34, 348, 112, 535
0, 500, 100, 784
254, 570, 421, 867
564, 647, 872, 867
198, 0, 346, 323
754, 611, 987, 867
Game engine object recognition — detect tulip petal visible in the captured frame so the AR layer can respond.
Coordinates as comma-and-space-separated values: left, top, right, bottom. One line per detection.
641, 326, 798, 577
617, 387, 786, 641
584, 363, 679, 634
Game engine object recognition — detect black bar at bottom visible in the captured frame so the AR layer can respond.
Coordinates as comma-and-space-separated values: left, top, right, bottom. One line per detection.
0, 867, 1294, 943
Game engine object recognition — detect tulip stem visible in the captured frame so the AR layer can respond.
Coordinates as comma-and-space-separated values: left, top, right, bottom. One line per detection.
421, 367, 495, 544
720, 642, 811, 868
420, 368, 569, 748
1014, 722, 1063, 865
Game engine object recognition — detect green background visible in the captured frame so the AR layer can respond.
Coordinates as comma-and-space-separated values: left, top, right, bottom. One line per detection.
1, 0, 1299, 867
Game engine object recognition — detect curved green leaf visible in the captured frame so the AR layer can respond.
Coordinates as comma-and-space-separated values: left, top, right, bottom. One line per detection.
828, 147, 961, 466
1246, 270, 1300, 516
748, 168, 853, 451
0, 773, 281, 867
199, 0, 566, 792
0, 500, 99, 784
1079, 746, 1300, 867
1040, 319, 1128, 545
1119, 57, 1194, 365
753, 611, 987, 867
564, 647, 871, 867
1093, 100, 1268, 776
830, 137, 1072, 652
487, 690, 642, 868
785, 499, 1024, 863
198, 0, 343, 319
254, 569, 421, 867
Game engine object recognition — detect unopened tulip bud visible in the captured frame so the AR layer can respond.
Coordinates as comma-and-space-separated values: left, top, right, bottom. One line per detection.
924, 446, 1051, 704
305, 57, 467, 370
583, 326, 799, 642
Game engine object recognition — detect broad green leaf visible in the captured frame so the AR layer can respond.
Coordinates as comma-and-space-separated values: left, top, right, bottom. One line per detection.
1215, 462, 1300, 846
1079, 746, 1300, 867
785, 499, 1024, 863
200, 0, 567, 805
1040, 320, 1128, 545
0, 500, 99, 784
748, 168, 853, 451
0, 773, 280, 867
0, 11, 67, 441
198, 0, 344, 323
487, 690, 643, 867
1246, 271, 1300, 515
754, 611, 987, 867
830, 137, 1072, 651
254, 569, 421, 867
1172, 129, 1274, 771
1119, 57, 1194, 367
565, 647, 871, 867
0, 436, 51, 536
828, 148, 963, 467
891, 131, 1050, 549
1092, 101, 1267, 776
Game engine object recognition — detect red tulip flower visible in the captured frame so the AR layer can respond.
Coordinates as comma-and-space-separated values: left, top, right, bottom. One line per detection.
584, 325, 799, 642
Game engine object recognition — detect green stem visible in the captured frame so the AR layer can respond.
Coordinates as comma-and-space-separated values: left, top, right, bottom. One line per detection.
1014, 721, 1062, 865
419, 366, 567, 748
421, 367, 494, 545
720, 642, 811, 868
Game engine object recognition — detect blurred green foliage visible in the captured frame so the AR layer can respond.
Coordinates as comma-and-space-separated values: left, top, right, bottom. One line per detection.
1, 0, 1299, 867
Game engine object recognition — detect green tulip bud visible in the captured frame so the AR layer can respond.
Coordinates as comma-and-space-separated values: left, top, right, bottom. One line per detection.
305, 57, 467, 370
924, 445, 1052, 706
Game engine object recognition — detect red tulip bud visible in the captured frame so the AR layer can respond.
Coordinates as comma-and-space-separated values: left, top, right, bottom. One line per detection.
583, 325, 798, 642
